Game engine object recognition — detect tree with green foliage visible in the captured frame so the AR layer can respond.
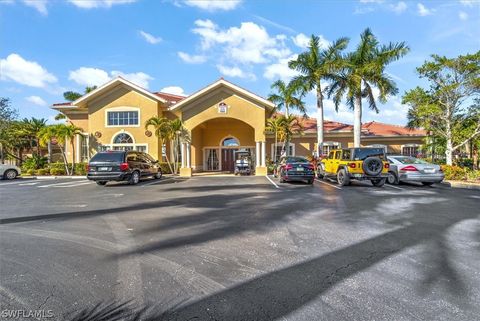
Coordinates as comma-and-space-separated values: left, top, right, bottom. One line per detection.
0, 98, 18, 163
268, 80, 306, 156
265, 117, 285, 162
327, 28, 409, 148
288, 35, 349, 155
145, 117, 190, 174
17, 118, 47, 157
56, 86, 98, 120
403, 52, 480, 165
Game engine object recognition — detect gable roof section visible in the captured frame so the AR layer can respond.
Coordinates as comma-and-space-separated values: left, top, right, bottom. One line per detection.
153, 92, 186, 104
53, 77, 168, 110
169, 78, 275, 111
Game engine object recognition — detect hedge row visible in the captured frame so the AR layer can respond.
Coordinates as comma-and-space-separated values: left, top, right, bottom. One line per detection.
441, 165, 480, 181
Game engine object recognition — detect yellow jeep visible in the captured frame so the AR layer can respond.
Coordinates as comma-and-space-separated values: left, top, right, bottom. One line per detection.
317, 147, 389, 186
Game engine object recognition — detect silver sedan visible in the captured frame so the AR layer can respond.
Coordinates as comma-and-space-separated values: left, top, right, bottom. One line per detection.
386, 156, 444, 186
0, 163, 21, 180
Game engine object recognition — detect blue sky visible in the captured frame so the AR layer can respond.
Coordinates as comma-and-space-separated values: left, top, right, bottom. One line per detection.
1, 0, 479, 125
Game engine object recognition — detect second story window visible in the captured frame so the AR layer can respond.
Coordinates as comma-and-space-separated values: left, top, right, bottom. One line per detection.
107, 111, 139, 126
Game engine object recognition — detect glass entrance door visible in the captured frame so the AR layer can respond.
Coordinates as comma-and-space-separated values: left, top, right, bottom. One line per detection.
205, 149, 219, 171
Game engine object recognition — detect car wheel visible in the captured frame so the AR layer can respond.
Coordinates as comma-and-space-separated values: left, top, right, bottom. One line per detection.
317, 164, 325, 179
422, 182, 434, 186
154, 169, 163, 179
96, 181, 107, 186
3, 169, 18, 180
129, 171, 140, 185
387, 171, 398, 185
362, 157, 383, 176
371, 178, 386, 187
337, 169, 350, 186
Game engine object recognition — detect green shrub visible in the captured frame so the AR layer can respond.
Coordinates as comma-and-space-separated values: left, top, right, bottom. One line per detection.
22, 155, 48, 171
26, 169, 36, 176
35, 168, 49, 176
457, 158, 474, 169
73, 163, 88, 175
49, 162, 65, 171
49, 168, 66, 176
466, 170, 480, 181
441, 165, 467, 180
158, 162, 180, 174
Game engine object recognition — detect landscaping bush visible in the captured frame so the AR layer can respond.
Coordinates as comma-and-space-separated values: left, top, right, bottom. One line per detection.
158, 162, 180, 174
26, 169, 36, 176
35, 168, 49, 176
73, 163, 88, 175
441, 165, 467, 180
49, 168, 66, 176
457, 158, 474, 169
466, 170, 480, 182
22, 155, 48, 171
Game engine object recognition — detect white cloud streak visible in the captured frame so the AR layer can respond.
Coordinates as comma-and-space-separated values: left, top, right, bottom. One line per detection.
139, 30, 162, 44
25, 95, 47, 106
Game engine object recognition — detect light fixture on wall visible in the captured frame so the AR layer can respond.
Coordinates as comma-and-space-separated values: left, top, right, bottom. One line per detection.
94, 131, 102, 138
145, 130, 152, 137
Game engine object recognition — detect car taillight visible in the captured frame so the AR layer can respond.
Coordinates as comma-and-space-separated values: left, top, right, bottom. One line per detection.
120, 162, 129, 171
348, 163, 356, 169
285, 164, 293, 170
400, 165, 418, 172
384, 163, 390, 169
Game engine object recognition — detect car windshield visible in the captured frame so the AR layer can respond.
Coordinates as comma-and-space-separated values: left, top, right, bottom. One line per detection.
285, 157, 309, 163
392, 156, 430, 165
352, 148, 385, 160
90, 152, 124, 162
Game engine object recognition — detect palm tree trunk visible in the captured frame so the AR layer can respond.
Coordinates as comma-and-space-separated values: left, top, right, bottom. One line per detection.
71, 138, 76, 175
47, 141, 52, 164
59, 145, 70, 175
316, 86, 324, 156
274, 132, 278, 162
353, 94, 362, 148
284, 103, 290, 156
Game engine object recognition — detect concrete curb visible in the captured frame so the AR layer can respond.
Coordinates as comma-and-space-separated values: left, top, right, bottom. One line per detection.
20, 176, 86, 180
443, 180, 480, 190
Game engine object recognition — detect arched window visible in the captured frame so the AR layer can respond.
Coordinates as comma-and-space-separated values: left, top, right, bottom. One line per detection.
113, 133, 133, 144
222, 137, 239, 147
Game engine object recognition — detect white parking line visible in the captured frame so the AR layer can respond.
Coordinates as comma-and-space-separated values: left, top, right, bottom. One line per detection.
38, 181, 91, 188
18, 182, 39, 186
384, 184, 404, 190
141, 177, 175, 187
265, 175, 280, 189
314, 178, 342, 190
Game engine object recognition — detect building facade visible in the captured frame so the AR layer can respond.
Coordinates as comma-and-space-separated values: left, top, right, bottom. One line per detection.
53, 77, 426, 177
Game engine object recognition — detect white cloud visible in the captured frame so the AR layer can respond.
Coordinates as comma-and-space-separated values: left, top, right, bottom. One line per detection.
69, 67, 153, 88
69, 67, 110, 87
292, 33, 330, 49
264, 55, 298, 82
68, 0, 137, 9
390, 1, 407, 14
182, 0, 241, 11
217, 65, 256, 80
459, 11, 468, 20
191, 19, 291, 64
417, 3, 433, 16
25, 96, 47, 106
177, 52, 207, 64
139, 30, 162, 44
0, 0, 15, 4
459, 0, 479, 6
160, 86, 186, 96
0, 53, 57, 88
22, 0, 48, 15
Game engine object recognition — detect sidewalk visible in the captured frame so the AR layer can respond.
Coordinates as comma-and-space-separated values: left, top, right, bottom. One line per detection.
443, 180, 480, 190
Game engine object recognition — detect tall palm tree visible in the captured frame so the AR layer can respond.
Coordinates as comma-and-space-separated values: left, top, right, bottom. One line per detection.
265, 117, 284, 162
326, 28, 409, 147
278, 114, 304, 157
289, 35, 349, 156
268, 80, 306, 156
168, 118, 191, 174
62, 124, 83, 175
39, 125, 69, 174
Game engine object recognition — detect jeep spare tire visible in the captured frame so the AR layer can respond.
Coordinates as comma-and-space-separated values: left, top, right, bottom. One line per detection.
362, 157, 383, 176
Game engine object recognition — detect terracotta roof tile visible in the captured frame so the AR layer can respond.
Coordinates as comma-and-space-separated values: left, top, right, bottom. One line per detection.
153, 92, 186, 103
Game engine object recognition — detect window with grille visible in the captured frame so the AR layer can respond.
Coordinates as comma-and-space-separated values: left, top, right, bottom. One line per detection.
107, 111, 139, 126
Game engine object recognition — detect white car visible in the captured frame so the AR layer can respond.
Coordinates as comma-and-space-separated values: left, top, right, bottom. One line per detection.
0, 164, 21, 180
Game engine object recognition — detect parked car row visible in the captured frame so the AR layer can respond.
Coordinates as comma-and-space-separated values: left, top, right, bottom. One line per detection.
273, 147, 444, 187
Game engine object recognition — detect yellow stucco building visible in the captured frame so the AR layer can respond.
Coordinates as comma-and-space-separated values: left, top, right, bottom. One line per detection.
53, 77, 426, 177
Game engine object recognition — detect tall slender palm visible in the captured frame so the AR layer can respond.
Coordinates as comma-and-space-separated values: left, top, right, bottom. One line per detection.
268, 80, 306, 156
278, 115, 304, 157
265, 117, 284, 162
39, 125, 69, 174
326, 28, 409, 147
289, 35, 349, 156
145, 116, 174, 174
168, 118, 191, 174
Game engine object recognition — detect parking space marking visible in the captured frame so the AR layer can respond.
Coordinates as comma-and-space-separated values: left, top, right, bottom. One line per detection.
315, 178, 342, 190
141, 177, 176, 187
18, 182, 39, 186
38, 181, 92, 188
265, 175, 280, 189
384, 184, 404, 190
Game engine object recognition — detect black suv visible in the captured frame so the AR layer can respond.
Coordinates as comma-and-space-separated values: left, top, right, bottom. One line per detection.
87, 151, 162, 186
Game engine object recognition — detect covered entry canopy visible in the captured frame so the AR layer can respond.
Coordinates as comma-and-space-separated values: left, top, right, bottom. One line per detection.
170, 78, 275, 176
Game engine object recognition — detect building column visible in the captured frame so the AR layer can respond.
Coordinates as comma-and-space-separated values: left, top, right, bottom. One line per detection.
180, 143, 185, 168
186, 143, 191, 168
261, 141, 266, 167
256, 141, 260, 167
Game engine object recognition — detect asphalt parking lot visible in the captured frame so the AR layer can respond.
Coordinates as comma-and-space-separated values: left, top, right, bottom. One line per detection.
1, 176, 479, 320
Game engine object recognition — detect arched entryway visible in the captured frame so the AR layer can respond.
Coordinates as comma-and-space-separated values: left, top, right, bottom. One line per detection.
190, 118, 256, 173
